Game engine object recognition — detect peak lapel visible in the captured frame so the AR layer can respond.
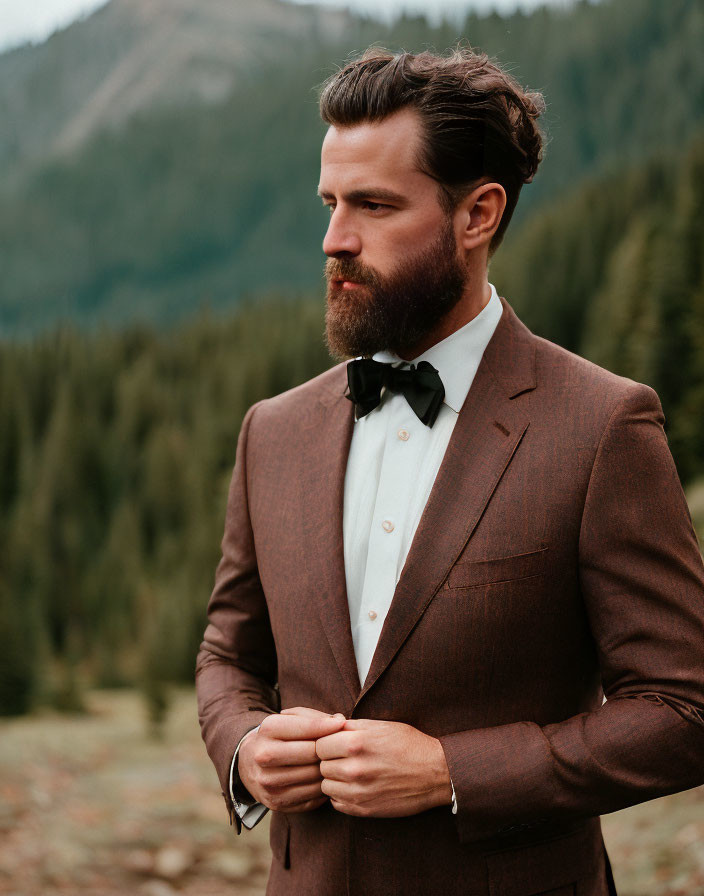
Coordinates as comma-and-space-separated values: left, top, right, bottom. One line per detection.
356, 297, 537, 702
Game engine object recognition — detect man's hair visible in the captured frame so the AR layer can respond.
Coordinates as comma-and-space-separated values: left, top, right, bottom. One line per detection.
318, 46, 545, 254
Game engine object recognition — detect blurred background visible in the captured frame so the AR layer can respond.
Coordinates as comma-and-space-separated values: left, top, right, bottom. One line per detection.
0, 0, 703, 893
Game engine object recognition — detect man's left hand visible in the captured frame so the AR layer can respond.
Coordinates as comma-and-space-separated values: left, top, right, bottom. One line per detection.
315, 718, 453, 817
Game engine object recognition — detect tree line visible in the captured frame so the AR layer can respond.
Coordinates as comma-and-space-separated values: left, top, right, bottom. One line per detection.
494, 134, 704, 484
0, 299, 331, 715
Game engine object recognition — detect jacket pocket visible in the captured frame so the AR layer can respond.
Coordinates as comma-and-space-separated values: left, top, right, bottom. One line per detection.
448, 547, 551, 589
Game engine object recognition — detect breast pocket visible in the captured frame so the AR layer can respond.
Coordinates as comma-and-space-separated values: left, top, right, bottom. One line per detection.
447, 547, 551, 589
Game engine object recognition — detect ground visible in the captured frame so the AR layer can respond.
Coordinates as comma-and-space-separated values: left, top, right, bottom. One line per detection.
1, 688, 703, 896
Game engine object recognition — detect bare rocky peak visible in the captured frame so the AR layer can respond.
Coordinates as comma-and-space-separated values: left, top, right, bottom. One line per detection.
0, 0, 353, 174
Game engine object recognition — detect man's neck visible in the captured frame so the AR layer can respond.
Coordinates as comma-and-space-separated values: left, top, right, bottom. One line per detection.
396, 280, 493, 361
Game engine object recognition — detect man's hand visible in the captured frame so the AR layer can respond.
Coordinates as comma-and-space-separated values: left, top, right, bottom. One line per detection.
316, 718, 453, 817
238, 706, 346, 812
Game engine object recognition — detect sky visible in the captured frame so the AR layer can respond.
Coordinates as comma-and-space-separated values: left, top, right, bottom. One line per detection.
0, 0, 573, 52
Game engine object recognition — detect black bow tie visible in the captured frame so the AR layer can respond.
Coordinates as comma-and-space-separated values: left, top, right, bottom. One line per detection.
346, 358, 445, 427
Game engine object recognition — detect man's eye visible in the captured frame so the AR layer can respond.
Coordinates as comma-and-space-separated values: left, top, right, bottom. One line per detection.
362, 201, 387, 212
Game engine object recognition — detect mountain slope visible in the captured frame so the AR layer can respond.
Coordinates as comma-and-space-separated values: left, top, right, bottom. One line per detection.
1, 0, 703, 333
0, 0, 354, 176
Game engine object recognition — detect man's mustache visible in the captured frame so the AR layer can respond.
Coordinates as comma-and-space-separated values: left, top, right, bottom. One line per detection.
325, 258, 378, 285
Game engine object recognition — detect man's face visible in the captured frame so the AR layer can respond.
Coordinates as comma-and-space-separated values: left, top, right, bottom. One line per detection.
318, 108, 467, 359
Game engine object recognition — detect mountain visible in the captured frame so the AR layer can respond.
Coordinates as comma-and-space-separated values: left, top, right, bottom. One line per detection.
1, 0, 703, 334
0, 0, 354, 178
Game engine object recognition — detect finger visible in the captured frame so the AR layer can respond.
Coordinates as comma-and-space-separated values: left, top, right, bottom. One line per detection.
318, 758, 361, 783
254, 738, 319, 767
262, 764, 323, 791
341, 718, 375, 730
265, 781, 328, 811
329, 798, 365, 817
261, 713, 347, 741
315, 730, 361, 761
320, 777, 354, 803
281, 706, 346, 722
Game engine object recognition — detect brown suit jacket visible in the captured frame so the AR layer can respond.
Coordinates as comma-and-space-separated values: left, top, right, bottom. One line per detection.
196, 296, 704, 896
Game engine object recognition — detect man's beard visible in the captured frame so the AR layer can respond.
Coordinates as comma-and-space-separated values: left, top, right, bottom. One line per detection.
324, 217, 467, 360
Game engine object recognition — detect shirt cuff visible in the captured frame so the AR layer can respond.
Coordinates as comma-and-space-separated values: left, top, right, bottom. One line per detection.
450, 776, 457, 814
229, 725, 269, 829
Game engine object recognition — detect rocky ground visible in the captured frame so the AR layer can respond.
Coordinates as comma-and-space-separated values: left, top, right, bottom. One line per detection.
0, 688, 702, 896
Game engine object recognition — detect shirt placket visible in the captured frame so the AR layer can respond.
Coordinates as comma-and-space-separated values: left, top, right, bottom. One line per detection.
356, 395, 421, 681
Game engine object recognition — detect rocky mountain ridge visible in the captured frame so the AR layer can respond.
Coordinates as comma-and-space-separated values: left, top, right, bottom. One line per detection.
0, 0, 353, 175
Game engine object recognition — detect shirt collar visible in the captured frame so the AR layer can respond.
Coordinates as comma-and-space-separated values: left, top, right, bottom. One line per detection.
370, 282, 503, 414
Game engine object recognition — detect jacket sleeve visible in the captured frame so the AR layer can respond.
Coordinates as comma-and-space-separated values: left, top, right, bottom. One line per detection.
438, 382, 704, 844
195, 401, 279, 832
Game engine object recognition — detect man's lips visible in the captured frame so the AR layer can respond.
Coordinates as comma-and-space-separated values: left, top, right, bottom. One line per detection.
331, 277, 364, 289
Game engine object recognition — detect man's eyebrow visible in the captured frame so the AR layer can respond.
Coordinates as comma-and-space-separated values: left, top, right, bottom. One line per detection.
316, 187, 407, 204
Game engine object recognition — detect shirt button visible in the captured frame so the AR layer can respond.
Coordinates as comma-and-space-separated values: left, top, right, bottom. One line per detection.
397, 428, 410, 441
382, 519, 395, 533
368, 610, 377, 620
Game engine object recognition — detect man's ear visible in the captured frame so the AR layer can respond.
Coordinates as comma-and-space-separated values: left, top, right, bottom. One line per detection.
457, 182, 506, 252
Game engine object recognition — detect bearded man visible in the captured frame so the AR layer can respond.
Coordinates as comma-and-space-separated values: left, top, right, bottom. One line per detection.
196, 48, 704, 896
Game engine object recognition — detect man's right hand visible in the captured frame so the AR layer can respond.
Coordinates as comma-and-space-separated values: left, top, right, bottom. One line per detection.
238, 706, 347, 812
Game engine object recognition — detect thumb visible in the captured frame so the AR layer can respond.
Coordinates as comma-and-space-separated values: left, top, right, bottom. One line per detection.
281, 706, 346, 721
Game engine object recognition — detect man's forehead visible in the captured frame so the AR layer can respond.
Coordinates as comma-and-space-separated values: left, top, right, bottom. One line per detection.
318, 109, 429, 195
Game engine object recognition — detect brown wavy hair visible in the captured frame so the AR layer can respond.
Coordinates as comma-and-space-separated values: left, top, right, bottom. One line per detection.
318, 46, 545, 254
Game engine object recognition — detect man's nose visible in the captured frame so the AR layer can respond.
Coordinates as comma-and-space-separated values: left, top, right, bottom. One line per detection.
322, 208, 362, 257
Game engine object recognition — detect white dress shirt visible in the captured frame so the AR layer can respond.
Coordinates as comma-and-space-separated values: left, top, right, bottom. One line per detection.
231, 283, 504, 828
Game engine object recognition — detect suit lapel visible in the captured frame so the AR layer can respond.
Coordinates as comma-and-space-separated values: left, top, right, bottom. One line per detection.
300, 374, 361, 702
356, 298, 537, 702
